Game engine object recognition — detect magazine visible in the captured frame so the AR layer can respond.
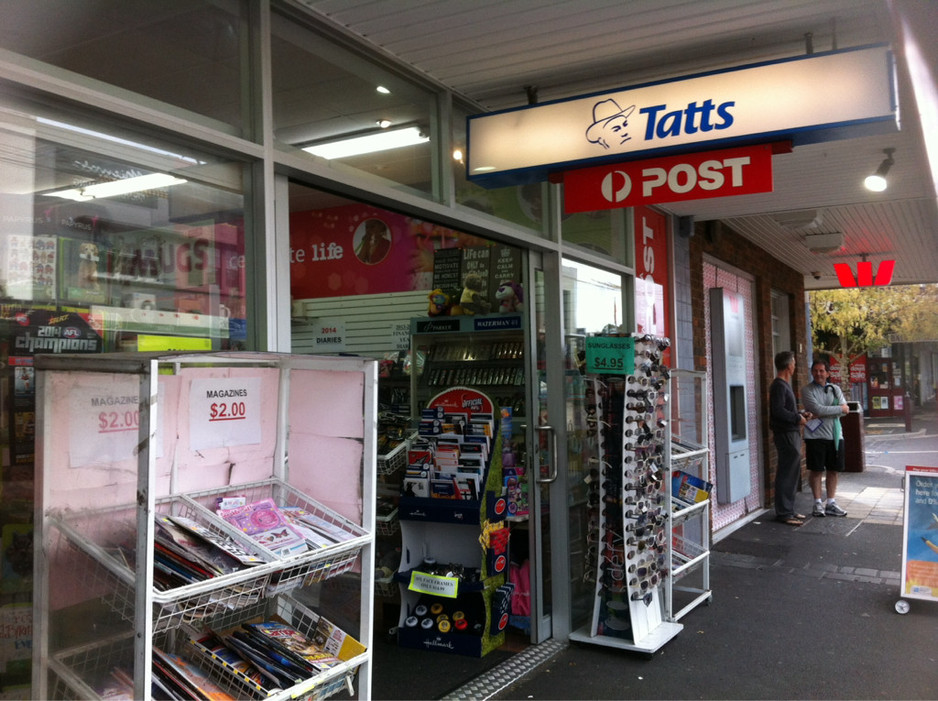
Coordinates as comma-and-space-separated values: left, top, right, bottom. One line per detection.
188, 633, 272, 697
223, 633, 303, 689
167, 515, 266, 567
243, 621, 340, 673
155, 516, 245, 576
217, 499, 309, 557
152, 647, 235, 701
279, 507, 354, 545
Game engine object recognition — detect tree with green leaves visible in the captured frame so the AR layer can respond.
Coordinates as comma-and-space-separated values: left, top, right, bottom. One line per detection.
808, 286, 919, 390
892, 284, 938, 343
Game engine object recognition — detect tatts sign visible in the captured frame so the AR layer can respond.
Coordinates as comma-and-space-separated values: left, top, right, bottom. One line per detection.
467, 45, 896, 187
564, 143, 775, 213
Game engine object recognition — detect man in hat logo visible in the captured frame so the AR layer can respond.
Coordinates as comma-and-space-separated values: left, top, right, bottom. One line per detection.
586, 99, 636, 150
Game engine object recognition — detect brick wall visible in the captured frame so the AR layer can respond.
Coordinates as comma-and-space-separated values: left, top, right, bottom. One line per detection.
689, 220, 807, 510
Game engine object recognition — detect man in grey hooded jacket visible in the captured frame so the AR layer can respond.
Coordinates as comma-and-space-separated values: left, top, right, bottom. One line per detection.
801, 358, 850, 518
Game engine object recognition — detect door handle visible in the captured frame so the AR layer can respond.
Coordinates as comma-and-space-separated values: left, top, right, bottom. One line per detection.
535, 424, 558, 484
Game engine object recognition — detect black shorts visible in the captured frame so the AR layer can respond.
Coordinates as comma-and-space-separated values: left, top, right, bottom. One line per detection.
805, 439, 844, 472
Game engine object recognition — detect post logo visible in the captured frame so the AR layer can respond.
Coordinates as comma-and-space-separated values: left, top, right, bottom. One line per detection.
601, 171, 632, 203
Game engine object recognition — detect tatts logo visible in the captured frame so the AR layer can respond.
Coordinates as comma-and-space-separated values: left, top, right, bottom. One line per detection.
584, 98, 735, 151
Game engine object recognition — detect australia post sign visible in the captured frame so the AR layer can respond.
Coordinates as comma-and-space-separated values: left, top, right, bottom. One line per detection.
467, 45, 896, 187
563, 143, 774, 213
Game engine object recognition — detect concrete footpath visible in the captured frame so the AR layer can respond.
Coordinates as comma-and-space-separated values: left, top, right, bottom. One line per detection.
479, 407, 938, 700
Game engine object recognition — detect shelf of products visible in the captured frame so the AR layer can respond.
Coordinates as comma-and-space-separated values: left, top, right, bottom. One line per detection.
570, 334, 683, 654
33, 352, 377, 700
395, 377, 513, 657
412, 315, 527, 421
411, 314, 528, 521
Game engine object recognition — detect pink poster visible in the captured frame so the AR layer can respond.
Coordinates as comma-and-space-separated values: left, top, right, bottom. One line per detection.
290, 204, 490, 299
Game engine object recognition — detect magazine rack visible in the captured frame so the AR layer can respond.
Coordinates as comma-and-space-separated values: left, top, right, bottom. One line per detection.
32, 352, 377, 700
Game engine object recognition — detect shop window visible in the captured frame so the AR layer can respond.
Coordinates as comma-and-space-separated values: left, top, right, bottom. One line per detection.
0, 0, 249, 133
770, 289, 790, 362
270, 10, 435, 197
287, 182, 524, 362
560, 208, 628, 265
0, 94, 249, 355
452, 102, 548, 236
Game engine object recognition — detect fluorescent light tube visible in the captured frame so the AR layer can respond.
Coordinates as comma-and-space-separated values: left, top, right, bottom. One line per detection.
47, 173, 187, 201
303, 126, 428, 160
37, 118, 203, 164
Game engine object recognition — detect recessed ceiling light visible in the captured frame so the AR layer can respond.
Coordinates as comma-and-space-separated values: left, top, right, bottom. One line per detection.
376, 119, 392, 129
376, 85, 390, 94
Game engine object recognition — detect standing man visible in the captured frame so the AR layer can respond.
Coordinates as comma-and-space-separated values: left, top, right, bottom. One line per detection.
801, 358, 850, 517
769, 350, 808, 525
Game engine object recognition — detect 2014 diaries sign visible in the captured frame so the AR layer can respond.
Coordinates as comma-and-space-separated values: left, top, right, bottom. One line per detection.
901, 466, 938, 603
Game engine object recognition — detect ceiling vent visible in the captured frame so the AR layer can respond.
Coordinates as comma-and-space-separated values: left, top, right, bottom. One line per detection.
773, 209, 824, 229
804, 232, 845, 253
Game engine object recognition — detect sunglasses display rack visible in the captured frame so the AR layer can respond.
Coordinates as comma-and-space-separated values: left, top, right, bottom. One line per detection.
571, 334, 683, 654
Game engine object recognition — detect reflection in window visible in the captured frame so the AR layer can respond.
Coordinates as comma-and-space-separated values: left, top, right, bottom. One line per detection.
0, 0, 249, 132
452, 103, 547, 235
0, 101, 248, 353
287, 182, 523, 361
562, 260, 623, 335
270, 11, 435, 195
561, 209, 629, 266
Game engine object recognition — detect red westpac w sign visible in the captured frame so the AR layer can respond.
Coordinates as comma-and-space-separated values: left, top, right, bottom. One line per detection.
563, 143, 774, 213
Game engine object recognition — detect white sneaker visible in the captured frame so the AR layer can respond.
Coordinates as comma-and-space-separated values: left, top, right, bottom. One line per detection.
825, 502, 847, 517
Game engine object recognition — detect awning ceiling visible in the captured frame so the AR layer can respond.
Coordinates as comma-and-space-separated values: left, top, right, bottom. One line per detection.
297, 0, 938, 290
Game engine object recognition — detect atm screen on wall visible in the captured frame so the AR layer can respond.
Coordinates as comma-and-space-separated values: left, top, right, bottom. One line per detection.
730, 385, 746, 441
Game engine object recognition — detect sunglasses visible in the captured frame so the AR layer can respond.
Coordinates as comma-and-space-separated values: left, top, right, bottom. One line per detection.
628, 561, 658, 576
